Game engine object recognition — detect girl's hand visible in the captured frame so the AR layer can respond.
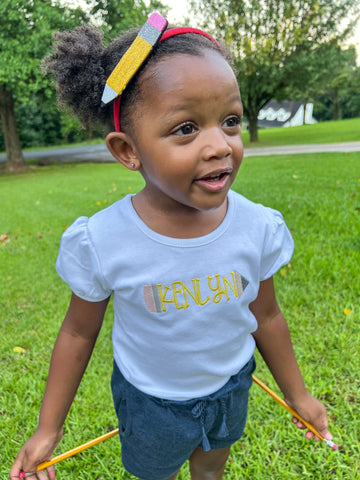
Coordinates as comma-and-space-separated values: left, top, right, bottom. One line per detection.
285, 392, 332, 442
9, 428, 62, 480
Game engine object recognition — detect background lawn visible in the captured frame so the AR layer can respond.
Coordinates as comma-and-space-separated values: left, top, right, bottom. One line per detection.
1, 150, 359, 479
241, 117, 360, 147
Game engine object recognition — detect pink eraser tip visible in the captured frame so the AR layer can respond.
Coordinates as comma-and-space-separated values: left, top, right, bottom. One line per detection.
19, 473, 26, 479
325, 439, 338, 450
148, 12, 167, 31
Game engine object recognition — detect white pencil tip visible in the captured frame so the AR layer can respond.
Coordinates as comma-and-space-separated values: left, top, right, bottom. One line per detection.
101, 84, 118, 105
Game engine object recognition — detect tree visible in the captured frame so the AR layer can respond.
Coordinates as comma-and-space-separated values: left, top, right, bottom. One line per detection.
284, 43, 358, 121
0, 0, 87, 171
317, 45, 358, 120
340, 65, 360, 119
190, 0, 360, 142
90, 0, 168, 39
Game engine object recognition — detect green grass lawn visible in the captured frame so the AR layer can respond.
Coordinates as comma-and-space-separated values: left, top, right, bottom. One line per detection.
1, 152, 359, 479
241, 117, 360, 147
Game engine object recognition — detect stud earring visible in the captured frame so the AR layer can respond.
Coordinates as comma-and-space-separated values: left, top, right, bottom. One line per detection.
130, 163, 135, 168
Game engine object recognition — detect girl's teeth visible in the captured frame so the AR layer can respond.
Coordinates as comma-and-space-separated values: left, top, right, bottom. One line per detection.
205, 174, 223, 181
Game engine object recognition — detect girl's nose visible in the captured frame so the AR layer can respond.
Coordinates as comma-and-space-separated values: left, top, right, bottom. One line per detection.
201, 128, 232, 161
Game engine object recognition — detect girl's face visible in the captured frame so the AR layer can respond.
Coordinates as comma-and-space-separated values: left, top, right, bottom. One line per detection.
131, 49, 244, 214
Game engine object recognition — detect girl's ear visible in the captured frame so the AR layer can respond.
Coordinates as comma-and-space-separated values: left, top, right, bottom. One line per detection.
106, 132, 141, 170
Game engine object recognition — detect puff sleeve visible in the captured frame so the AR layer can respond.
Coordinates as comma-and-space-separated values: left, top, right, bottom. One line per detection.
56, 217, 112, 302
260, 208, 294, 281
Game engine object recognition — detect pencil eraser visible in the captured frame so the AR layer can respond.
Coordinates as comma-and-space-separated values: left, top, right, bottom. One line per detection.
138, 13, 168, 45
147, 12, 167, 31
325, 439, 338, 450
19, 473, 26, 479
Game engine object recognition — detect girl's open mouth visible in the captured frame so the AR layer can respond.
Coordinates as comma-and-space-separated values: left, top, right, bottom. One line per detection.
194, 170, 232, 192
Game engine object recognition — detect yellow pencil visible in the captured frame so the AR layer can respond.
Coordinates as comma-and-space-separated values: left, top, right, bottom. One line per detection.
252, 375, 338, 450
20, 428, 119, 477
20, 375, 337, 477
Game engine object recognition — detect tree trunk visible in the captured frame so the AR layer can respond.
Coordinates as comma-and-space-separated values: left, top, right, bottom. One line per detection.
0, 83, 24, 171
333, 88, 340, 120
303, 101, 307, 125
248, 112, 259, 143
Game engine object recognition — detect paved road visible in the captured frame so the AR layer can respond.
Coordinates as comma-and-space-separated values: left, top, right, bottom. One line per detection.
244, 141, 360, 156
0, 144, 112, 163
1, 141, 360, 163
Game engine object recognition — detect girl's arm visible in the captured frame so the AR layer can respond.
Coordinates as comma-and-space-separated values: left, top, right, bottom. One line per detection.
250, 277, 331, 441
10, 293, 109, 480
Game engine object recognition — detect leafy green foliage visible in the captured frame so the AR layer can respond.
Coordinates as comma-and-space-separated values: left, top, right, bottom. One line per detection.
309, 46, 360, 120
0, 0, 88, 168
284, 43, 359, 120
0, 0, 170, 166
339, 67, 360, 119
190, 0, 360, 141
90, 0, 168, 39
0, 0, 87, 97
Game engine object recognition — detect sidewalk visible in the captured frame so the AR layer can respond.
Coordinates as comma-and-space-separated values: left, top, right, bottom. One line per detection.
1, 141, 360, 163
244, 141, 360, 157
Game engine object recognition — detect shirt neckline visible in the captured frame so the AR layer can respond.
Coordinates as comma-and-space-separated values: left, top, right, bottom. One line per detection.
125, 191, 235, 247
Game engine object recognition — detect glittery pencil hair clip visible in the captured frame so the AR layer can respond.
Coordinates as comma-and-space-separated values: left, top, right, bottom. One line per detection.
101, 12, 168, 105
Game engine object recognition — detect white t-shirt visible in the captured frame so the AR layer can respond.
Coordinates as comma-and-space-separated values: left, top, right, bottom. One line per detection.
56, 190, 294, 400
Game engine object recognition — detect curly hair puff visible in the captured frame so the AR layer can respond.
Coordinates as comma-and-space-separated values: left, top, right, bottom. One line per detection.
42, 23, 233, 133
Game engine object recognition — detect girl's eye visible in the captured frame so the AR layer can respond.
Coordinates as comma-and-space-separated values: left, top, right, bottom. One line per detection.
173, 124, 196, 136
223, 116, 241, 128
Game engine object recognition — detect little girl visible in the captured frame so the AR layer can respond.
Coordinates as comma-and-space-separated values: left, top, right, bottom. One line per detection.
10, 13, 332, 480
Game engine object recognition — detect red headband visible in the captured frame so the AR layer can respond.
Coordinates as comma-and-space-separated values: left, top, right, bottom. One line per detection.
113, 27, 221, 132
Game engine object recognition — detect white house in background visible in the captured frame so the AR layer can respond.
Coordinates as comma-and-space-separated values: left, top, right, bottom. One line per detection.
258, 100, 317, 128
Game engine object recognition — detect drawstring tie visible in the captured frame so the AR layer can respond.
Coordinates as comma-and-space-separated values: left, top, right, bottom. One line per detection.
191, 397, 229, 452
218, 397, 229, 437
